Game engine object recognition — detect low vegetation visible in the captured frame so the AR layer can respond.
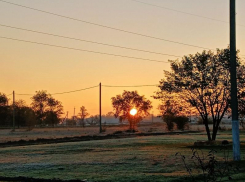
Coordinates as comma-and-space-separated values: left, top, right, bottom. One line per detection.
0, 130, 244, 182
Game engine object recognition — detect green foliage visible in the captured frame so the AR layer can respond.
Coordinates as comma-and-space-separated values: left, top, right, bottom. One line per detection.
111, 90, 152, 130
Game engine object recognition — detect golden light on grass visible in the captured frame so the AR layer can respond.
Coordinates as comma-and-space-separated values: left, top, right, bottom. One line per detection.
130, 108, 137, 116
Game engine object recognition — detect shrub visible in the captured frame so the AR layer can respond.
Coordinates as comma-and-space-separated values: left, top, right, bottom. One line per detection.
163, 115, 188, 131
163, 114, 174, 131
174, 116, 189, 130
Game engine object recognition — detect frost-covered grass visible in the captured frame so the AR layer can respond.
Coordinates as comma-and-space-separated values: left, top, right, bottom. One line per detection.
0, 131, 244, 182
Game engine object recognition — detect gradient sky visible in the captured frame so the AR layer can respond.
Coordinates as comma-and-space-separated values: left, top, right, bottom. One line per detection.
1, 0, 245, 116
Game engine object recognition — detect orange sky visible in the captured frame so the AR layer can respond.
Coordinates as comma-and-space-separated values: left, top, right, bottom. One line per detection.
1, 0, 245, 116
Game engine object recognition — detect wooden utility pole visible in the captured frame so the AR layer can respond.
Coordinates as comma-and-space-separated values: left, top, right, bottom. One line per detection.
99, 83, 102, 133
230, 0, 240, 161
12, 91, 15, 131
73, 107, 75, 120
152, 112, 154, 123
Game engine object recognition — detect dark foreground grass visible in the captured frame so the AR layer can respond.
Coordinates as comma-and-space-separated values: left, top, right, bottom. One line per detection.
0, 131, 244, 182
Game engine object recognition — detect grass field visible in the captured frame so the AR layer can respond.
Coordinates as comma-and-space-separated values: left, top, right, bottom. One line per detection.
0, 123, 232, 143
0, 129, 244, 182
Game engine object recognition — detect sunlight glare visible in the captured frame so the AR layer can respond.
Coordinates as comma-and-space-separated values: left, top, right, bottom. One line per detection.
130, 108, 137, 116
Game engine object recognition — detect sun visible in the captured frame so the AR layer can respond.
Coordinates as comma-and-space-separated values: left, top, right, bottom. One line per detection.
130, 108, 137, 116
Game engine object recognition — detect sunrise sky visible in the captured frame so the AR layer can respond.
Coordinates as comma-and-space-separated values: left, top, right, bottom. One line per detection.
1, 0, 245, 116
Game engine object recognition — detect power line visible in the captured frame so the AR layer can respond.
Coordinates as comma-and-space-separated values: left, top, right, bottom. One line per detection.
0, 24, 181, 58
16, 85, 99, 96
52, 85, 99, 95
130, 0, 245, 27
1, 25, 243, 59
0, 36, 169, 63
0, 0, 212, 50
103, 84, 158, 87
16, 85, 160, 96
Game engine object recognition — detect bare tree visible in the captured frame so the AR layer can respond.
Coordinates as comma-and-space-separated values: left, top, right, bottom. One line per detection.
77, 106, 89, 127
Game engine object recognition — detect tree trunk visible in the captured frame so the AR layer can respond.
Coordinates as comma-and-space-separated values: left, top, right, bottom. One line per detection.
204, 119, 212, 141
212, 128, 217, 141
129, 121, 133, 131
212, 121, 220, 141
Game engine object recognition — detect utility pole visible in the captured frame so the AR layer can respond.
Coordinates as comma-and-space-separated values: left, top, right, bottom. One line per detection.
230, 0, 240, 161
12, 91, 15, 131
73, 107, 75, 120
152, 112, 154, 123
99, 83, 102, 133
66, 111, 69, 126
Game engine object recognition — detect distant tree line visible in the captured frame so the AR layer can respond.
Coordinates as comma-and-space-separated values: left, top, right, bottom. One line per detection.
0, 90, 118, 129
0, 91, 63, 129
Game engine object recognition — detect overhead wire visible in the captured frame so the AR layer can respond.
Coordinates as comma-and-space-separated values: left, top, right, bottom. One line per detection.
15, 84, 160, 97
52, 85, 99, 95
0, 0, 212, 50
129, 0, 245, 57
1, 24, 244, 59
16, 85, 99, 96
102, 84, 158, 87
1, 2, 243, 59
0, 36, 169, 63
0, 24, 181, 58
130, 0, 245, 27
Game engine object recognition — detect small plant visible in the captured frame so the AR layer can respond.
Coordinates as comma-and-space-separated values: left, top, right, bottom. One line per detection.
175, 144, 239, 182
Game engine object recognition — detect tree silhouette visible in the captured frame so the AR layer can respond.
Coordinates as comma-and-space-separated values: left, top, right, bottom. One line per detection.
78, 106, 89, 127
14, 99, 28, 128
0, 93, 8, 106
31, 91, 63, 126
155, 48, 245, 141
111, 90, 152, 131
0, 93, 10, 126
157, 94, 191, 131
